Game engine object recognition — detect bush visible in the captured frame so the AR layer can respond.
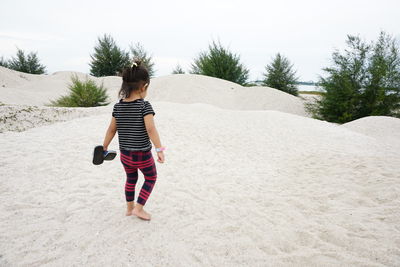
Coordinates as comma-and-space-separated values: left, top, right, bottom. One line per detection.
50, 75, 110, 107
6, 48, 46, 74
262, 53, 299, 96
129, 42, 155, 77
306, 31, 400, 123
190, 40, 249, 85
172, 64, 185, 74
89, 34, 130, 77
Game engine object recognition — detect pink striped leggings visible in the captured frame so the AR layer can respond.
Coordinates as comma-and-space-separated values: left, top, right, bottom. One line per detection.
120, 149, 157, 206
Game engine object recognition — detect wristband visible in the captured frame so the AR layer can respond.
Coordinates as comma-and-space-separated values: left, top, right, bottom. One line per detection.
155, 147, 166, 152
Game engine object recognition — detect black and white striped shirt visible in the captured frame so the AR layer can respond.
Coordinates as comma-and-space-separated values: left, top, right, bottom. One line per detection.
112, 98, 155, 151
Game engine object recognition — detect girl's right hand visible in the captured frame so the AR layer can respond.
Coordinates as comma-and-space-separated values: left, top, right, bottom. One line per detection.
157, 151, 165, 163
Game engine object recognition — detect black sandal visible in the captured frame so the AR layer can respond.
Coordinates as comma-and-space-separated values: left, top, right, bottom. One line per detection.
92, 145, 104, 165
104, 150, 117, 161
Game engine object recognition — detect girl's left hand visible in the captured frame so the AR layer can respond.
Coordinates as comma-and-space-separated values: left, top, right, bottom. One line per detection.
157, 151, 165, 163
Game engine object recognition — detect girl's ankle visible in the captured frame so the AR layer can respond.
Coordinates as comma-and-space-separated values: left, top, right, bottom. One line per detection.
134, 203, 144, 210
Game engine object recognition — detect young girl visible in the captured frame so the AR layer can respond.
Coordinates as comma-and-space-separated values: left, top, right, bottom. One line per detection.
102, 60, 165, 221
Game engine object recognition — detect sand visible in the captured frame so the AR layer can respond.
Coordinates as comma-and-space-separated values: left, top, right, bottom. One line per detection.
342, 116, 400, 150
0, 67, 312, 117
0, 104, 107, 133
148, 74, 309, 117
1, 67, 400, 266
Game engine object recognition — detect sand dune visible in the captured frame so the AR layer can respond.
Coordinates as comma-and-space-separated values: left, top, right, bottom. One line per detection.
0, 67, 311, 117
0, 104, 108, 133
1, 66, 400, 266
342, 116, 400, 140
0, 67, 121, 106
149, 74, 309, 116
0, 102, 399, 266
0, 66, 45, 87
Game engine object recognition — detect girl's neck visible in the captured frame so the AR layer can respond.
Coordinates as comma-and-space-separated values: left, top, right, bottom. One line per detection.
125, 97, 142, 101
125, 94, 143, 101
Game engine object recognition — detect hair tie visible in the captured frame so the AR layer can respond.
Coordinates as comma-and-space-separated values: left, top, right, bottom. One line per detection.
131, 62, 138, 68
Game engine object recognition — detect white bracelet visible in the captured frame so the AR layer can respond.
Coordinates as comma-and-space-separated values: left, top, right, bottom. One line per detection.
155, 147, 166, 152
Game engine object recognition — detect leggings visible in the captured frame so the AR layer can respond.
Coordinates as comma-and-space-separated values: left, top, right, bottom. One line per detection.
120, 149, 157, 206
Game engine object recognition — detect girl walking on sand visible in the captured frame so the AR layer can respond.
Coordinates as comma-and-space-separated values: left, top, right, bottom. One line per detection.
102, 60, 165, 221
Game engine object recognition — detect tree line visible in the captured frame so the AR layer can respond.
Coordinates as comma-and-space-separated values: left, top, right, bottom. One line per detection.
1, 31, 399, 122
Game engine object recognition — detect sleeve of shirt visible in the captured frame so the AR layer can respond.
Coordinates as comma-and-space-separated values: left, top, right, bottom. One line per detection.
112, 104, 116, 117
142, 101, 155, 117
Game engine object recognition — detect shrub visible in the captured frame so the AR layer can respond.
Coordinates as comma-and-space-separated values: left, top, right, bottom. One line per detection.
7, 48, 46, 74
190, 40, 249, 85
172, 64, 185, 74
89, 34, 130, 77
129, 42, 155, 77
262, 53, 299, 96
50, 75, 110, 107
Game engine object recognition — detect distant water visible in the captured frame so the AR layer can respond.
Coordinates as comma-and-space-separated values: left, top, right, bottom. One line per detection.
297, 84, 325, 92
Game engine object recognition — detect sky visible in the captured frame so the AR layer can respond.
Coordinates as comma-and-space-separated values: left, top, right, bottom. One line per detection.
1, 0, 399, 82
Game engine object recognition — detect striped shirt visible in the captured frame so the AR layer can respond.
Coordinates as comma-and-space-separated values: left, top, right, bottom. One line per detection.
112, 98, 155, 151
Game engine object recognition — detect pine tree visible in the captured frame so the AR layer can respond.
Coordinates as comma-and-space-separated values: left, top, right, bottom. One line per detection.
129, 42, 155, 77
89, 34, 130, 77
190, 40, 249, 85
7, 48, 46, 74
262, 53, 299, 96
172, 64, 185, 74
306, 31, 400, 123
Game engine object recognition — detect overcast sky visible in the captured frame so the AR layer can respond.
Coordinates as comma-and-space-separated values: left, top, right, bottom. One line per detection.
1, 0, 399, 82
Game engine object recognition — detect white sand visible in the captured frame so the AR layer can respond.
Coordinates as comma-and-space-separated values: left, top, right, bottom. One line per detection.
1, 68, 400, 266
0, 67, 312, 117
0, 67, 121, 106
342, 116, 400, 149
0, 104, 107, 132
148, 74, 309, 117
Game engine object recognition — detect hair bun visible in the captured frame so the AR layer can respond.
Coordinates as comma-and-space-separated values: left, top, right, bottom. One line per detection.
131, 59, 142, 68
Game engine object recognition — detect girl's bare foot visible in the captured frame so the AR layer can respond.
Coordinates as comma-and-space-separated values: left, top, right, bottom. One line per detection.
126, 209, 133, 216
132, 204, 151, 220
126, 202, 134, 216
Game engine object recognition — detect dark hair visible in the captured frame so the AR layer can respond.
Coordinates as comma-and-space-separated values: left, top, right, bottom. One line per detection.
118, 59, 150, 99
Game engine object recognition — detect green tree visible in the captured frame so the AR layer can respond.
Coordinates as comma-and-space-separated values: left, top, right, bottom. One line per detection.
172, 64, 185, 74
50, 75, 110, 107
262, 53, 299, 96
306, 31, 400, 123
7, 48, 46, 74
190, 40, 249, 85
89, 34, 130, 77
129, 42, 155, 77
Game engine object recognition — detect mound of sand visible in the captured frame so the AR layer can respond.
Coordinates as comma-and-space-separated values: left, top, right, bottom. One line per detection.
0, 66, 45, 88
341, 116, 400, 149
0, 102, 399, 266
0, 67, 122, 106
149, 74, 309, 116
0, 104, 110, 133
0, 67, 310, 117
